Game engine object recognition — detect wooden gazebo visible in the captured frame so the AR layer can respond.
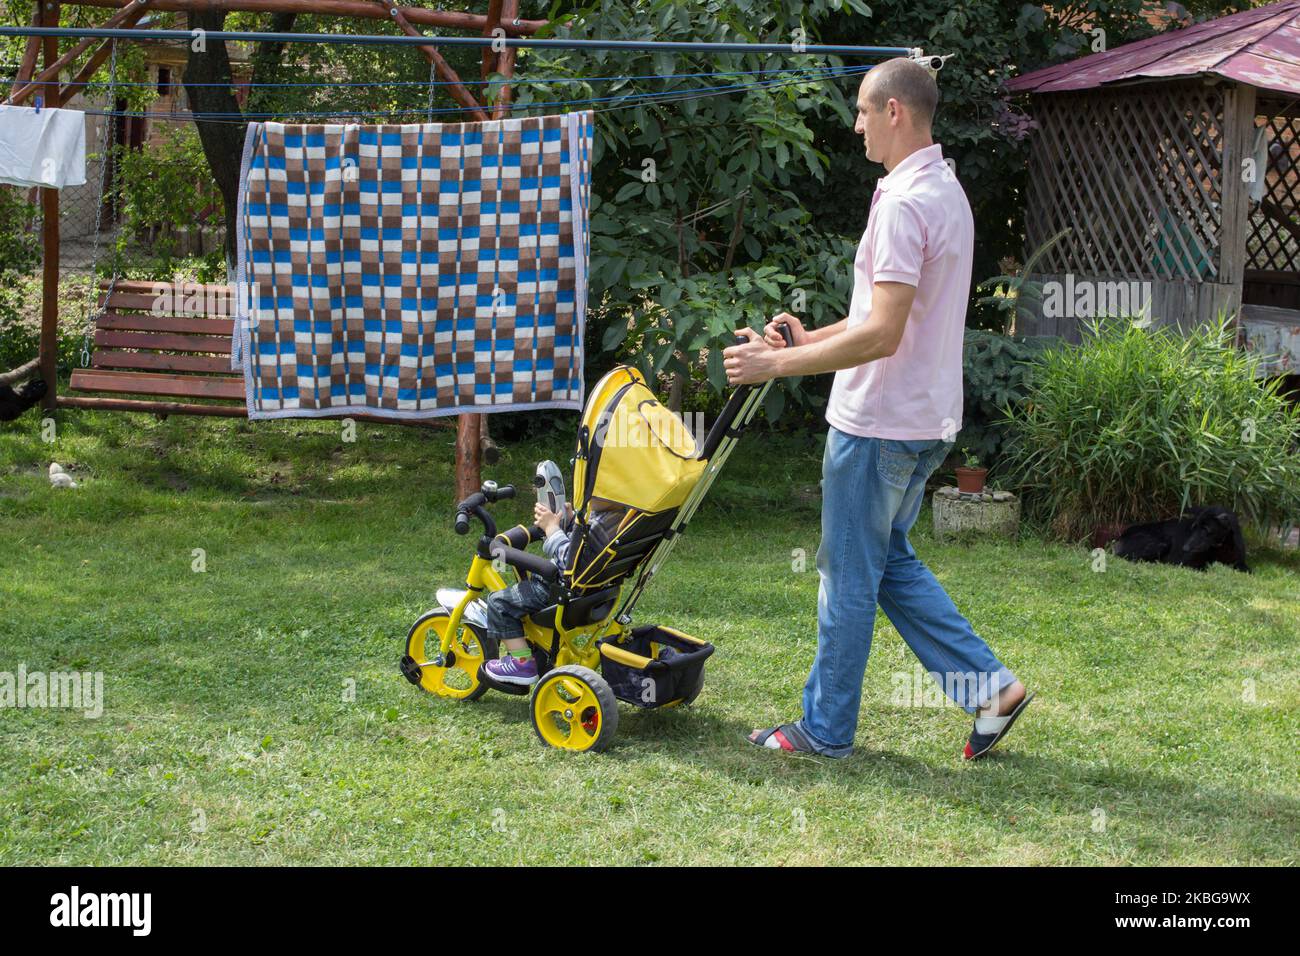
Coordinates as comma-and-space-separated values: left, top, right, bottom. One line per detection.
1008, 0, 1300, 376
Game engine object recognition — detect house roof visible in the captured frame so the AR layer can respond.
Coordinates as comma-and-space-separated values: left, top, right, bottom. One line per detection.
1006, 0, 1300, 97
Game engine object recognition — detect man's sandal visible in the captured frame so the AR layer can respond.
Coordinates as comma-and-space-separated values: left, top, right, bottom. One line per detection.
963, 691, 1035, 761
747, 723, 819, 754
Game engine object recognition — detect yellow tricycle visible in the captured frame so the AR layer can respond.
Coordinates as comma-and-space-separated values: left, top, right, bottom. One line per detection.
400, 339, 785, 752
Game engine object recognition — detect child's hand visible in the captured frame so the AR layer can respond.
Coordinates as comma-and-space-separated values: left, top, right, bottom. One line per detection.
534, 502, 561, 535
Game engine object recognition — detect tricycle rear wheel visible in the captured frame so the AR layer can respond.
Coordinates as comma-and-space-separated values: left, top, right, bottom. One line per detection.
530, 665, 618, 752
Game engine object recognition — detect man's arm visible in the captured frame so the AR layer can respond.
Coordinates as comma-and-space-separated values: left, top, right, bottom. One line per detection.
787, 283, 912, 375
806, 317, 848, 345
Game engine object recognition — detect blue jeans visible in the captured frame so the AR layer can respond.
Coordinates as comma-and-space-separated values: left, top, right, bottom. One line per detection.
485, 576, 558, 641
795, 427, 1018, 757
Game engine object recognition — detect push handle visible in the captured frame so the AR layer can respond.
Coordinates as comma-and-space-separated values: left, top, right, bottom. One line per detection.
703, 323, 796, 462
732, 320, 795, 348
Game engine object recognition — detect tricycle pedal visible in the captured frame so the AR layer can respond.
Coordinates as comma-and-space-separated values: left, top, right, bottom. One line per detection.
398, 655, 423, 685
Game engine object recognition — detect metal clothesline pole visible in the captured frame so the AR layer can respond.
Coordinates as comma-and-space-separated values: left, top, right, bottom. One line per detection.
0, 25, 919, 58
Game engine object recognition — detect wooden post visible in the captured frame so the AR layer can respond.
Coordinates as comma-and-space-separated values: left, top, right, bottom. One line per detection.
9, 9, 43, 98
493, 0, 519, 117
454, 0, 521, 498
455, 413, 482, 499
456, 0, 520, 496
1218, 81, 1257, 329
481, 0, 503, 81
39, 0, 61, 411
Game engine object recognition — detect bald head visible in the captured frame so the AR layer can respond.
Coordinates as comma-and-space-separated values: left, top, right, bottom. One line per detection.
853, 57, 938, 169
862, 58, 938, 130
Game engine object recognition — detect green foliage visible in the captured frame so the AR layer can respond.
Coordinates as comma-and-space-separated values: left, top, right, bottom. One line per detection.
0, 187, 42, 373
0, 186, 39, 277
805, 1, 1244, 330
112, 127, 223, 273
518, 0, 869, 414
0, 272, 86, 376
1001, 318, 1300, 541
961, 329, 1059, 465
975, 228, 1069, 335
237, 12, 483, 120
0, 278, 39, 374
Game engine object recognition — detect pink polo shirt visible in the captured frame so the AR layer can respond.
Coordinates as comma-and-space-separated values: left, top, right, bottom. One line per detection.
825, 143, 973, 440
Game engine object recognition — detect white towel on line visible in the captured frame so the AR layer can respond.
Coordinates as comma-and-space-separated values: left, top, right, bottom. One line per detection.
0, 104, 87, 189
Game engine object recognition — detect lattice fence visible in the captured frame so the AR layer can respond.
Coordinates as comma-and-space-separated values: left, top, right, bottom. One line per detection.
1246, 105, 1300, 275
1025, 81, 1225, 282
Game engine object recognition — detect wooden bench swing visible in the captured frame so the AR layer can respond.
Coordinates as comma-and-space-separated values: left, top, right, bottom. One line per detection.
63, 279, 486, 435
64, 279, 245, 417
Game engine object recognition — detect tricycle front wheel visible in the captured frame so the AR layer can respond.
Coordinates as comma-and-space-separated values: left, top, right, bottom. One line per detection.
402, 610, 498, 702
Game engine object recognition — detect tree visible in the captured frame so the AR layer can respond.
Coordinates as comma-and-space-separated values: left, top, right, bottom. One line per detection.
516, 0, 870, 418
183, 10, 266, 269
182, 9, 490, 269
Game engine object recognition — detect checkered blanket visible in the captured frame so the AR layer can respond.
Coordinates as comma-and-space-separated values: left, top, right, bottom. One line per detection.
232, 111, 592, 420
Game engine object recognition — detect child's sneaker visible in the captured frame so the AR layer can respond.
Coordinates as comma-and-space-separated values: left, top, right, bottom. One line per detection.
483, 654, 539, 686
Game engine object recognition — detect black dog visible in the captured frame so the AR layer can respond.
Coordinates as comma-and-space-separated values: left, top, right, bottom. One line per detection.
1114, 505, 1249, 573
0, 378, 47, 422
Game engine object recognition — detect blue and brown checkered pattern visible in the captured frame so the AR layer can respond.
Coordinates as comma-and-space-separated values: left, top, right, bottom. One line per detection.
232, 111, 592, 420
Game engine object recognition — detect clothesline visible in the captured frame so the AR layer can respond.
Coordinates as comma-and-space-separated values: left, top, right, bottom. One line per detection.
0, 24, 915, 58
71, 63, 875, 125
54, 64, 873, 90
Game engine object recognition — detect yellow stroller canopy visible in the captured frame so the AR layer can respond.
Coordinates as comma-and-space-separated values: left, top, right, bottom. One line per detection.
573, 366, 706, 515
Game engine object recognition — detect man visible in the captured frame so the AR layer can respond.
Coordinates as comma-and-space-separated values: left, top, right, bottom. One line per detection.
723, 58, 1032, 760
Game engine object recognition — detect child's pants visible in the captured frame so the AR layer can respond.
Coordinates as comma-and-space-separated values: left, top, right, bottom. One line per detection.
485, 576, 559, 641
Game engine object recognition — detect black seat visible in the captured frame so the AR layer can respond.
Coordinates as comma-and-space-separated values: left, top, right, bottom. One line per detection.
529, 585, 620, 630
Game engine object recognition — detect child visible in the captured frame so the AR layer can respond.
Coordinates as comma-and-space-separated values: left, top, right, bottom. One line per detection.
481, 500, 576, 686
482, 497, 626, 686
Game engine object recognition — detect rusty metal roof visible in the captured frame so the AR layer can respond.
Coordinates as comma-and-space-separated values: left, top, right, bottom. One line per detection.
1006, 0, 1300, 96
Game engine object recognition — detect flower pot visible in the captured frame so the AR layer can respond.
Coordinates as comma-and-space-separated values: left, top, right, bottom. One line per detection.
954, 467, 987, 494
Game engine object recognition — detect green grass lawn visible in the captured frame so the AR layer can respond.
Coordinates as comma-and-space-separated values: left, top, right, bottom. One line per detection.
1, 404, 1297, 865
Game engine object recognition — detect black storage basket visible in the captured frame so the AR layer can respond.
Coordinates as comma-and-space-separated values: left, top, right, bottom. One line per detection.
598, 624, 714, 708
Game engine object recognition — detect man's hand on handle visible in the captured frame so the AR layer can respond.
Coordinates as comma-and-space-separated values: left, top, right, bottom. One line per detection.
764, 313, 807, 348
723, 327, 779, 386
